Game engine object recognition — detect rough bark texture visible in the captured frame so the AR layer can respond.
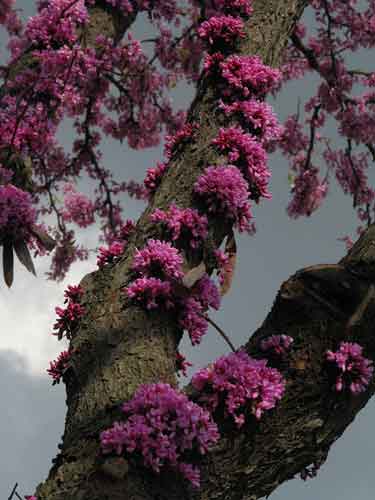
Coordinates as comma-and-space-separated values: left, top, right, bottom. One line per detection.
34, 1, 375, 499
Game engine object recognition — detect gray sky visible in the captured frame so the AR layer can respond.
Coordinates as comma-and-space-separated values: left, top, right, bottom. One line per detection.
1, 2, 375, 498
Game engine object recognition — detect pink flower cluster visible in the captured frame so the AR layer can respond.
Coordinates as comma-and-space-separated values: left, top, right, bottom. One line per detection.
164, 122, 199, 160
47, 230, 89, 282
150, 205, 208, 249
117, 220, 136, 242
212, 126, 270, 201
126, 276, 174, 310
324, 148, 373, 208
52, 284, 84, 340
219, 55, 281, 99
194, 5, 281, 236
0, 0, 206, 278
220, 100, 282, 146
99, 219, 135, 266
97, 241, 124, 268
131, 239, 184, 280
47, 349, 71, 384
0, 184, 36, 240
194, 165, 253, 232
178, 275, 221, 345
260, 335, 294, 357
100, 383, 219, 487
326, 342, 373, 394
128, 0, 279, 349
214, 248, 233, 286
0, 0, 21, 34
0, 0, 14, 24
125, 239, 183, 309
144, 162, 169, 196
278, 1, 375, 233
62, 184, 95, 229
198, 16, 245, 49
125, 239, 220, 343
192, 351, 285, 427
287, 167, 328, 218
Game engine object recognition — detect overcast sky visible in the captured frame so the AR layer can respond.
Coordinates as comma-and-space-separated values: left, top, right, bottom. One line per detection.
1, 2, 375, 498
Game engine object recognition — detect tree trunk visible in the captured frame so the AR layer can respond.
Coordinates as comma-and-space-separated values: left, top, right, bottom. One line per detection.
37, 2, 375, 499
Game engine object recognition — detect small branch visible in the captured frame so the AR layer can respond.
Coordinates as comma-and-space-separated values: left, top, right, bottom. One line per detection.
8, 484, 18, 500
348, 69, 373, 77
366, 143, 375, 162
345, 139, 362, 208
147, 23, 197, 67
204, 314, 236, 352
303, 104, 321, 171
8, 483, 23, 500
290, 32, 322, 75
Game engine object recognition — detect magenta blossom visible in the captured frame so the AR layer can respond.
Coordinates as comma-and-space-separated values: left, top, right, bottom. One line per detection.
219, 54, 281, 98
64, 284, 84, 303
47, 349, 71, 384
52, 284, 85, 340
192, 350, 285, 426
194, 165, 253, 232
132, 239, 184, 280
144, 162, 169, 195
220, 99, 282, 145
97, 241, 124, 268
100, 383, 219, 487
164, 122, 199, 160
178, 297, 209, 346
214, 248, 233, 286
212, 126, 271, 201
287, 167, 328, 218
0, 184, 36, 240
62, 184, 95, 228
198, 16, 245, 48
150, 205, 208, 249
326, 342, 373, 394
125, 277, 175, 310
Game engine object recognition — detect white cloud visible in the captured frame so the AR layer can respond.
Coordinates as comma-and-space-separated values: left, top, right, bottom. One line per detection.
0, 250, 97, 375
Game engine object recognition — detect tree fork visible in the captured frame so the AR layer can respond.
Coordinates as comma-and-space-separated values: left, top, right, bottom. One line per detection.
35, 1, 316, 499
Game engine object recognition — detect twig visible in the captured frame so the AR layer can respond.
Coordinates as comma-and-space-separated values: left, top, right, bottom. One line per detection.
8, 484, 18, 500
204, 314, 236, 352
303, 104, 321, 171
8, 483, 23, 500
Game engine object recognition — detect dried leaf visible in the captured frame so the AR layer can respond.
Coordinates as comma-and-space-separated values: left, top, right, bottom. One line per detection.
29, 224, 56, 251
182, 261, 206, 289
3, 238, 14, 288
220, 232, 237, 296
14, 238, 36, 276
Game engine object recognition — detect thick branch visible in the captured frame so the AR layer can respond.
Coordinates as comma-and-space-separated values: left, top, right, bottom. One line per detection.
194, 229, 375, 499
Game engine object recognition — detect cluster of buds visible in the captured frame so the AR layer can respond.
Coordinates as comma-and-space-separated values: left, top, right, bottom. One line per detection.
52, 285, 84, 340
326, 342, 373, 394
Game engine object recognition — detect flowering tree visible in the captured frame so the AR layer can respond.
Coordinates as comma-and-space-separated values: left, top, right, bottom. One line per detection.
2, 0, 375, 498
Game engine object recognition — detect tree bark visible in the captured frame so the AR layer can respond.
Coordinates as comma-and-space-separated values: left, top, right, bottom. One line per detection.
34, 1, 374, 499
